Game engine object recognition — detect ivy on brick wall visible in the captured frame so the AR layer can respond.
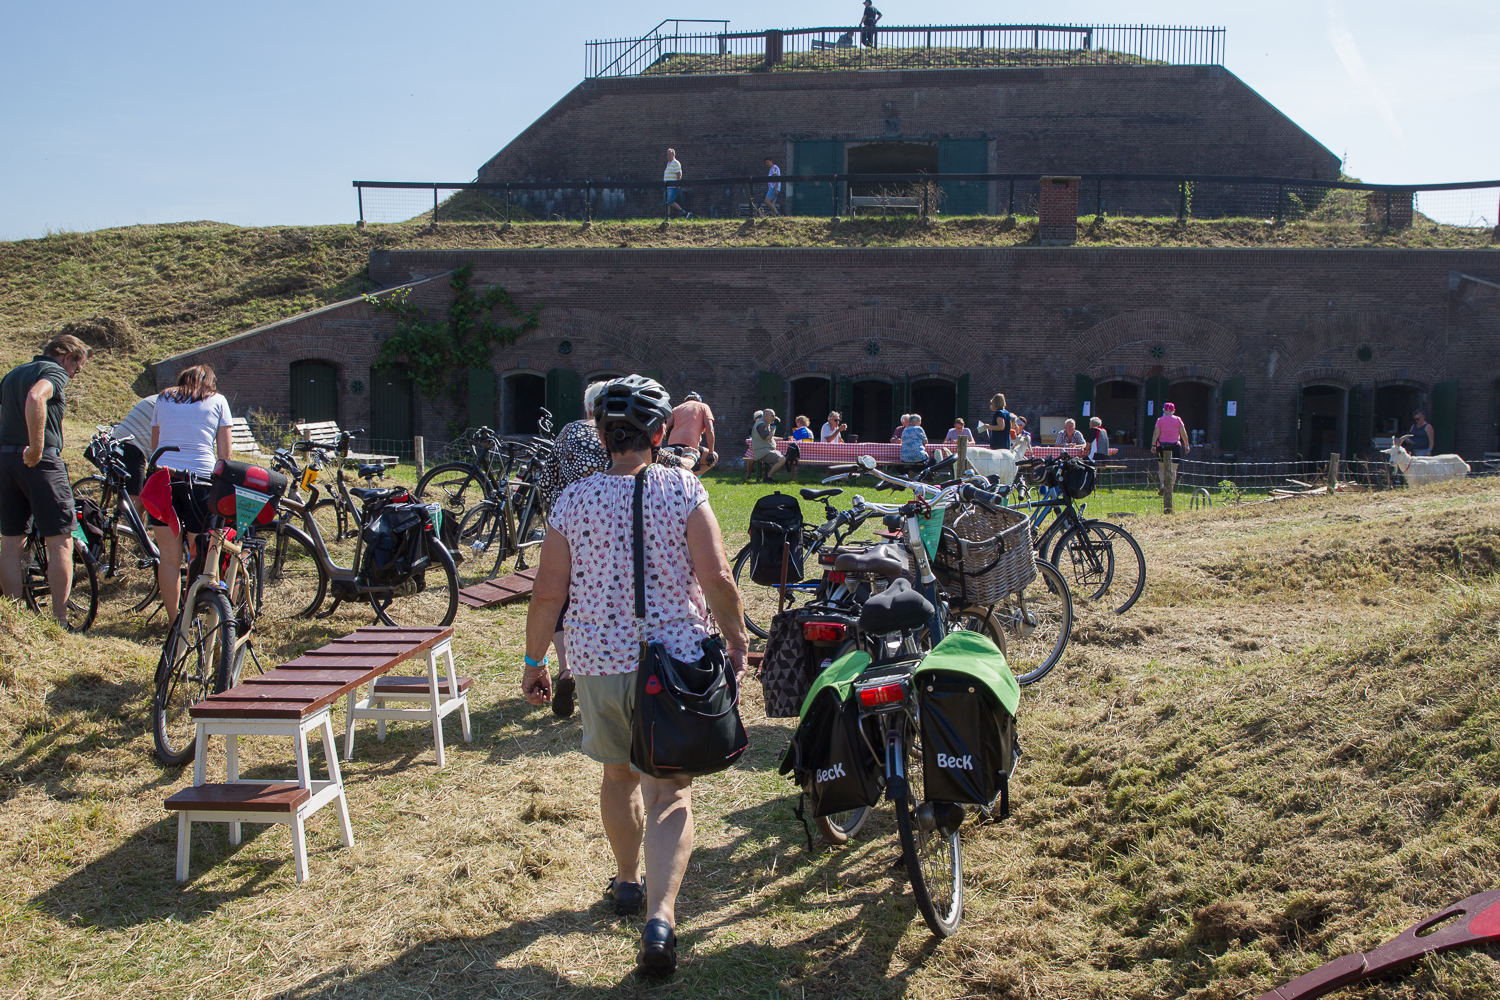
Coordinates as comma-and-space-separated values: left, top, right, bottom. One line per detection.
365, 263, 538, 402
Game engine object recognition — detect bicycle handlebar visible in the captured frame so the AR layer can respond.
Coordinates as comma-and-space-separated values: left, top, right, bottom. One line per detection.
150, 445, 180, 467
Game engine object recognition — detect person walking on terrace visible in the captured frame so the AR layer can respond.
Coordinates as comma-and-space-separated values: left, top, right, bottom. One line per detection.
522, 375, 749, 977
763, 157, 782, 217
0, 335, 90, 628
859, 0, 882, 47
663, 149, 692, 220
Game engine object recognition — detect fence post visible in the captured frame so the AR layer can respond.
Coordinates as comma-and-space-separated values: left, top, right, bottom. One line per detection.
1327, 452, 1339, 493
1096, 177, 1104, 219
414, 436, 425, 478
1275, 185, 1284, 223
1160, 451, 1176, 514
1008, 178, 1015, 216
505, 184, 512, 225
1177, 180, 1187, 222
432, 185, 439, 226
357, 185, 365, 228
957, 436, 968, 477
1384, 191, 1392, 230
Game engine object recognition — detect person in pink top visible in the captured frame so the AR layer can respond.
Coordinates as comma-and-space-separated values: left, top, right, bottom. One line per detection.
663, 391, 717, 473
1151, 401, 1191, 508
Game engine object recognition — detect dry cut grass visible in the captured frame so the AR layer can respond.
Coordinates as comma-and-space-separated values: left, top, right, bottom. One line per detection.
1, 475, 1499, 999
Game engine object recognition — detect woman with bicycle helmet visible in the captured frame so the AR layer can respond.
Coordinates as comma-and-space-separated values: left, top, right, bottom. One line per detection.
147, 364, 232, 624
522, 375, 748, 977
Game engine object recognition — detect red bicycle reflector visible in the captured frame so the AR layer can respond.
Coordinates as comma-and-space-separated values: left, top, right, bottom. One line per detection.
802, 621, 850, 642
827, 571, 847, 584
859, 683, 905, 707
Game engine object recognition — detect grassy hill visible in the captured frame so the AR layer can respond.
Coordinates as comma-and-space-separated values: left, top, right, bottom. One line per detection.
0, 477, 1497, 998
2, 216, 1493, 430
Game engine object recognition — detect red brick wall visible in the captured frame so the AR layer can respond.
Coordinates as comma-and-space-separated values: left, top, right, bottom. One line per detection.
160, 249, 1500, 460
1039, 177, 1080, 244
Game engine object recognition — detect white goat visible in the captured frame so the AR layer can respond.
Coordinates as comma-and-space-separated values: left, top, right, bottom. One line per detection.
1384, 436, 1470, 486
964, 437, 1031, 486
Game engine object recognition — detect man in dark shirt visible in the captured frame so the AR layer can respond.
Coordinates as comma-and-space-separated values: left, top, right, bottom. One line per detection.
0, 334, 90, 626
860, 0, 882, 47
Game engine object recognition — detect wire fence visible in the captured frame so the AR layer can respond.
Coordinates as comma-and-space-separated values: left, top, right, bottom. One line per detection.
585, 22, 1225, 78
354, 175, 1500, 231
1093, 457, 1402, 493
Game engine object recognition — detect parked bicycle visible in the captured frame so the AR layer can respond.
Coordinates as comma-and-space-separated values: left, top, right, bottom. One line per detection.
18, 512, 99, 631
271, 434, 402, 568
73, 427, 161, 616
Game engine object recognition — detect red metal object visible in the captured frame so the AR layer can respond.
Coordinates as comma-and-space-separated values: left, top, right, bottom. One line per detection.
859, 682, 904, 707
1256, 888, 1500, 1000
802, 621, 850, 642
827, 571, 846, 584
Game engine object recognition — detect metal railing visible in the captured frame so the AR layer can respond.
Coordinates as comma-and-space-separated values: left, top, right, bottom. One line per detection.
352, 174, 1500, 230
584, 23, 1225, 78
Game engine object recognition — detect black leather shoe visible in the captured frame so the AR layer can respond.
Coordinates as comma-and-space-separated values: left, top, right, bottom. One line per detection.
552, 672, 576, 718
638, 918, 677, 976
605, 876, 644, 915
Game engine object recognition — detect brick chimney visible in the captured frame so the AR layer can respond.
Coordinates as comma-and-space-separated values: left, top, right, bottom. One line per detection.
1039, 175, 1081, 245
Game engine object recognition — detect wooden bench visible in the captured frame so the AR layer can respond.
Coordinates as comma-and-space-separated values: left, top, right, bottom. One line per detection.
165, 625, 460, 884
229, 417, 264, 456
849, 195, 922, 217
294, 420, 399, 466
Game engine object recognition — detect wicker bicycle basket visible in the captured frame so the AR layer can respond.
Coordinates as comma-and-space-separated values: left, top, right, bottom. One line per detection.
933, 503, 1037, 605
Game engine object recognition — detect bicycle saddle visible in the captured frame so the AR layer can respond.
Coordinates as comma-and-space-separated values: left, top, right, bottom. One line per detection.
357, 463, 386, 480
858, 578, 934, 634
834, 545, 905, 580
350, 486, 406, 502
800, 487, 843, 501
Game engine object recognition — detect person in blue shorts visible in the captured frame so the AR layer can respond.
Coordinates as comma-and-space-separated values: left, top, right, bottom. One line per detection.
663, 148, 692, 220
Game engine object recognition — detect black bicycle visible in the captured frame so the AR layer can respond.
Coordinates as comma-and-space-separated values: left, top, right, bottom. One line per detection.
73, 428, 162, 616
20, 517, 99, 631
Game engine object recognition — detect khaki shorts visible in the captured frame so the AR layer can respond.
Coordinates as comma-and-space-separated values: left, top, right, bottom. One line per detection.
576, 671, 638, 765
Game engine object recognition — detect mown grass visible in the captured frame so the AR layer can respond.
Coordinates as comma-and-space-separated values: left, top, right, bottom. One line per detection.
2, 472, 1499, 998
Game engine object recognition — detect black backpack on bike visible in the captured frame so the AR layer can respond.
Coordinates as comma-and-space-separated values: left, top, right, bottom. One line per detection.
73, 495, 107, 555
1044, 456, 1096, 500
361, 502, 432, 586
747, 491, 805, 587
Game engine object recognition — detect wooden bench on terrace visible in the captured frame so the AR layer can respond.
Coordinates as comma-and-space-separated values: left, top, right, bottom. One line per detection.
228, 416, 264, 456
848, 195, 922, 217
164, 625, 470, 884
294, 420, 400, 466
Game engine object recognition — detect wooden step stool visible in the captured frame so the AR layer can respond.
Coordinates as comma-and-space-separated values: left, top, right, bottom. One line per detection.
342, 633, 471, 766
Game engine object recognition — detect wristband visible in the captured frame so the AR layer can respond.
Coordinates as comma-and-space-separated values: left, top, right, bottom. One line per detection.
524, 654, 548, 668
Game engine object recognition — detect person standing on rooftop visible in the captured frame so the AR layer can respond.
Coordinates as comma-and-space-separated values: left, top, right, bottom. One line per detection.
859, 0, 882, 48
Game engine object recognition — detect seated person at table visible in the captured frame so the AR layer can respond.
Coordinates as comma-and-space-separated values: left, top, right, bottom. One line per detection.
751, 408, 787, 479
1012, 416, 1031, 450
1054, 418, 1085, 448
900, 414, 929, 463
944, 418, 974, 446
890, 413, 909, 443
791, 415, 813, 441
819, 410, 843, 443
1087, 416, 1109, 460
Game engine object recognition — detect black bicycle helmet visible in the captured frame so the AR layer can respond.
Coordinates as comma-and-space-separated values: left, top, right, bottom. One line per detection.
593, 375, 673, 443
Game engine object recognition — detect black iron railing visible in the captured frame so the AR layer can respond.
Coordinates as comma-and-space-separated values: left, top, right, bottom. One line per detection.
584, 23, 1226, 78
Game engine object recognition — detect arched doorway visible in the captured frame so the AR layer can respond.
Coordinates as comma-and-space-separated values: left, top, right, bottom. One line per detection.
851, 379, 894, 444
290, 360, 338, 425
910, 378, 956, 436
1167, 382, 1213, 448
790, 376, 831, 432
1299, 385, 1346, 461
1373, 383, 1422, 438
503, 373, 546, 435
1094, 380, 1140, 446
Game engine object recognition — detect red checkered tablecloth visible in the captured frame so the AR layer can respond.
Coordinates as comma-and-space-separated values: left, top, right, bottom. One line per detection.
743, 440, 1083, 464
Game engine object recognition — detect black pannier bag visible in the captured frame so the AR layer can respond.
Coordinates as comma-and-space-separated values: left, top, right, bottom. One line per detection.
361, 502, 432, 585
914, 631, 1021, 816
759, 608, 810, 718
780, 685, 881, 818
208, 459, 288, 527
1060, 457, 1097, 500
747, 491, 805, 587
72, 495, 106, 553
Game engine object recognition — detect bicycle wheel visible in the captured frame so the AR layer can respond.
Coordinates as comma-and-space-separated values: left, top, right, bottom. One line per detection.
23, 535, 99, 632
262, 522, 327, 620
512, 488, 548, 571
455, 500, 506, 587
991, 559, 1072, 686
893, 728, 963, 937
1052, 520, 1146, 615
414, 463, 488, 520
809, 788, 872, 846
370, 537, 459, 627
947, 605, 1007, 656
153, 588, 236, 767
309, 498, 358, 567
95, 521, 159, 616
731, 541, 819, 640
71, 474, 106, 509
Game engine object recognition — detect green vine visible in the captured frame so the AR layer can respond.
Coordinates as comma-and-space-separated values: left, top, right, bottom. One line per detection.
365, 263, 539, 402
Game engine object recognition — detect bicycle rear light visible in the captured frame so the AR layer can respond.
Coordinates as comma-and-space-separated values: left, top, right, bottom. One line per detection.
859, 682, 905, 707
827, 571, 847, 584
802, 621, 850, 642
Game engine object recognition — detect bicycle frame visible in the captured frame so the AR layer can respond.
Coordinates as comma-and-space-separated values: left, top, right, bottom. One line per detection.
167, 527, 254, 685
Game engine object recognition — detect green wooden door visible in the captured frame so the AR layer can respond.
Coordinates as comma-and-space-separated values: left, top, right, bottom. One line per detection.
792, 141, 838, 217
1144, 376, 1170, 425
1220, 376, 1246, 452
838, 376, 854, 418
468, 367, 496, 430
1074, 374, 1095, 429
1345, 383, 1364, 457
896, 371, 910, 415
545, 368, 583, 428
289, 361, 338, 425
370, 365, 413, 455
956, 373, 971, 427
1432, 380, 1458, 453
756, 370, 785, 416
938, 139, 988, 216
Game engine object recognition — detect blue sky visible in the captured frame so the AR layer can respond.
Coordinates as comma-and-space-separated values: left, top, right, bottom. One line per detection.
1, 0, 1495, 240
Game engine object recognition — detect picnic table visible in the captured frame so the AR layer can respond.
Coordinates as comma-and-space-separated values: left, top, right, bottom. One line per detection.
164, 625, 469, 883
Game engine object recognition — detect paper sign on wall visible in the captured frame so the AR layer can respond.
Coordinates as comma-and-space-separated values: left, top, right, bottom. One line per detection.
1082, 402, 1091, 416
1147, 401, 1154, 416
1226, 401, 1238, 417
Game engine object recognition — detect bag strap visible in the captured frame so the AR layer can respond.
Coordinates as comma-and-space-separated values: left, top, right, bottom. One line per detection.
633, 468, 647, 621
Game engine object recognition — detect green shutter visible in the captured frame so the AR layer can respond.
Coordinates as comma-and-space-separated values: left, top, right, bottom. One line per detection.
545, 368, 583, 427
467, 367, 496, 430
756, 370, 785, 416
896, 371, 910, 414
937, 139, 989, 216
1144, 376, 1169, 424
640, 369, 664, 384
792, 141, 838, 217
1074, 374, 1095, 429
1219, 375, 1246, 451
370, 365, 413, 456
956, 373, 971, 427
1431, 380, 1458, 453
1345, 383, 1364, 457
838, 376, 854, 417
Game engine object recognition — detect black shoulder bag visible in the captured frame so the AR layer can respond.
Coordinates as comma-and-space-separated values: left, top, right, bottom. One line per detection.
628, 469, 749, 778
